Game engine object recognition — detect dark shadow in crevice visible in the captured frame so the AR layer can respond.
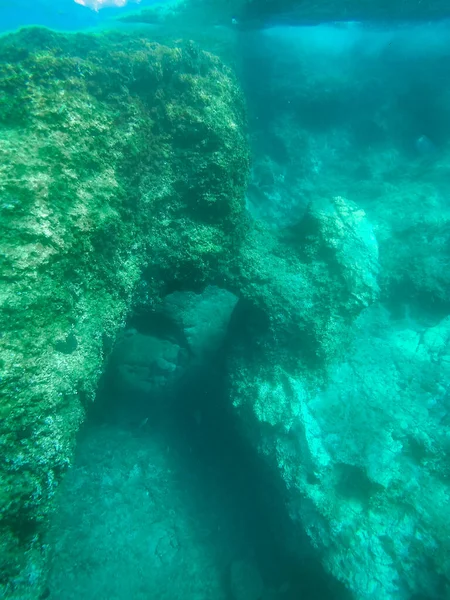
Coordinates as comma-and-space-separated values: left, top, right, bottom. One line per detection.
161, 355, 351, 600
89, 302, 351, 600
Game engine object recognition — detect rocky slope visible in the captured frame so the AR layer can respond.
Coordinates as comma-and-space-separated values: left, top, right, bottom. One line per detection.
226, 25, 450, 600
3, 18, 450, 600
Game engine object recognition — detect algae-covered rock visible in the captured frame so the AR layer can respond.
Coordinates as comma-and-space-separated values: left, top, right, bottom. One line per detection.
161, 285, 239, 364
0, 26, 248, 597
229, 304, 450, 600
232, 196, 379, 369
109, 330, 189, 398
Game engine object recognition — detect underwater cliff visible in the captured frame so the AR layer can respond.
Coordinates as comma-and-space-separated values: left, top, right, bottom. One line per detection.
0, 26, 248, 597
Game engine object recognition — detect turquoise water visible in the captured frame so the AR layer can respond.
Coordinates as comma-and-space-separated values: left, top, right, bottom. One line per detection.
1, 2, 450, 600
0, 0, 164, 33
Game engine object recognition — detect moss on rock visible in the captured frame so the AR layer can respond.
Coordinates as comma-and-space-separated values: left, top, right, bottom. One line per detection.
0, 26, 248, 597
227, 196, 379, 372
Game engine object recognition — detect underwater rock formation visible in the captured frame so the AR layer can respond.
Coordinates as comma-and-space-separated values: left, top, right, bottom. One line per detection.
107, 286, 238, 423
223, 27, 450, 598
0, 26, 248, 598
109, 330, 189, 399
161, 285, 239, 366
227, 299, 450, 599
232, 196, 379, 369
3, 16, 450, 600
301, 308, 450, 600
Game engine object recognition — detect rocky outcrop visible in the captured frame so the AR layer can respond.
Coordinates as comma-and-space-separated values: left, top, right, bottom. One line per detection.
161, 285, 239, 366
292, 309, 450, 600
107, 286, 238, 422
231, 196, 379, 369
227, 300, 450, 600
0, 27, 248, 598
225, 190, 449, 598
4, 17, 449, 600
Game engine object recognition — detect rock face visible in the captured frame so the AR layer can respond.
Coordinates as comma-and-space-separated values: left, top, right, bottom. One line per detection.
0, 27, 248, 598
228, 303, 450, 600
109, 330, 189, 398
223, 24, 450, 600
107, 286, 238, 422
231, 196, 379, 370
3, 17, 450, 600
299, 309, 450, 600
161, 285, 239, 365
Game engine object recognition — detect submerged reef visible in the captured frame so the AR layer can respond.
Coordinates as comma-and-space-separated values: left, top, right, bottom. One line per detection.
0, 26, 248, 598
231, 26, 450, 600
0, 24, 378, 599
2, 18, 450, 600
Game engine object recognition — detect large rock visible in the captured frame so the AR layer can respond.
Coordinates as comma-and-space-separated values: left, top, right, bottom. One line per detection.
229, 305, 450, 600
298, 309, 450, 599
231, 196, 379, 368
107, 286, 238, 421
0, 27, 249, 598
110, 331, 189, 397
161, 285, 239, 364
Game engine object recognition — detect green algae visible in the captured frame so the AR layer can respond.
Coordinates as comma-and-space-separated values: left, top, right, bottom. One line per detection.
0, 26, 249, 597
0, 22, 397, 600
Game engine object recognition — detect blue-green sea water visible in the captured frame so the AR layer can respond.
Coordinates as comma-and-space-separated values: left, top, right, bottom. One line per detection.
1, 2, 450, 600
